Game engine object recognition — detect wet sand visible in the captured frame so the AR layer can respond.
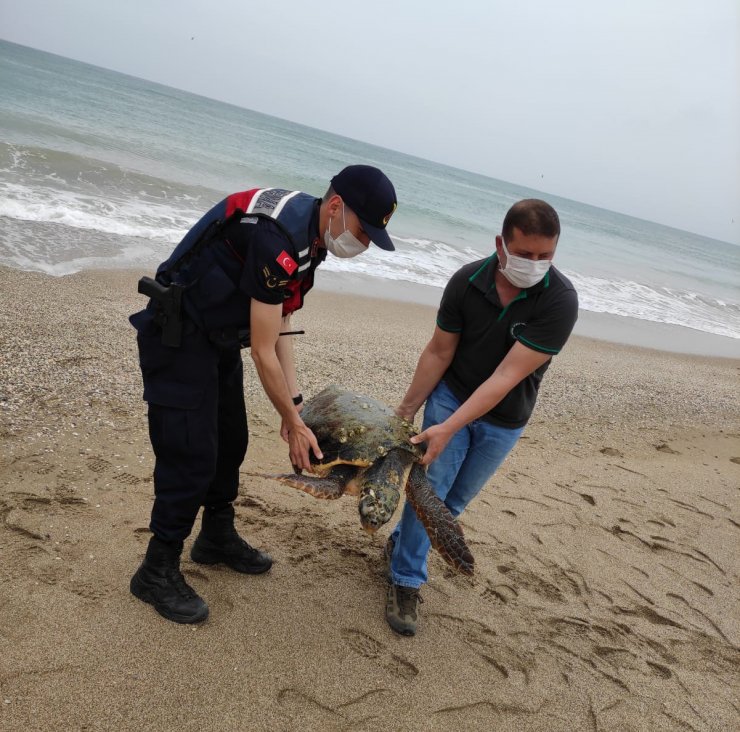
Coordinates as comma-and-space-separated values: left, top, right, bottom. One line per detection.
1, 266, 738, 731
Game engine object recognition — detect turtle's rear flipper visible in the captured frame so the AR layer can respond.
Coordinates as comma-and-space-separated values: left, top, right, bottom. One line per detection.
405, 464, 475, 575
274, 473, 345, 500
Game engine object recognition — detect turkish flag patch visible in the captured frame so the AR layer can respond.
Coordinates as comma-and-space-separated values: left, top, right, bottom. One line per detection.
276, 250, 297, 275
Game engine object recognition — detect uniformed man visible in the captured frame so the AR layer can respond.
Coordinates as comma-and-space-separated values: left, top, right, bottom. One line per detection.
385, 199, 578, 636
129, 165, 397, 623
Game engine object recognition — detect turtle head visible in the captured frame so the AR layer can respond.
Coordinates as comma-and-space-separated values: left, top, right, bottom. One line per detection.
357, 480, 401, 533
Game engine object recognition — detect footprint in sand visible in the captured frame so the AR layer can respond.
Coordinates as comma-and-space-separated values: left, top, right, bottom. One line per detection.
600, 447, 623, 457
341, 628, 418, 680
276, 687, 394, 729
133, 526, 151, 539
86, 456, 112, 474
645, 660, 672, 678
52, 485, 89, 514
481, 581, 518, 605
497, 564, 565, 603
384, 654, 418, 681
182, 568, 210, 583
432, 613, 534, 685
33, 461, 55, 475
113, 472, 143, 486
342, 628, 382, 658
63, 581, 114, 602
235, 492, 289, 518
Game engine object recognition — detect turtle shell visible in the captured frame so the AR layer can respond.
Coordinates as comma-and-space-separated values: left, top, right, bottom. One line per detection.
301, 385, 422, 473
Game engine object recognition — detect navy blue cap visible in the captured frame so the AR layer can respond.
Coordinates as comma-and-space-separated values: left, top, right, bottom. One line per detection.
331, 165, 397, 251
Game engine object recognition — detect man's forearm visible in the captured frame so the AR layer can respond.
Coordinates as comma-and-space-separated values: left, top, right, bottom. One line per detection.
444, 377, 512, 433
275, 316, 300, 398
251, 347, 300, 424
444, 344, 550, 433
398, 346, 451, 416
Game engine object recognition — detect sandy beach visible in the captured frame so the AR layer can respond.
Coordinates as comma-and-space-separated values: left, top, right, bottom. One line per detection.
0, 265, 738, 732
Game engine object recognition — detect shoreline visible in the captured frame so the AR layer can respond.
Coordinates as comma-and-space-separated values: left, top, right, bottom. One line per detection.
315, 270, 740, 359
2, 263, 737, 358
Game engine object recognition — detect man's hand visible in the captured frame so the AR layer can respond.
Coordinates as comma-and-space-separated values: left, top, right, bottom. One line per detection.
394, 405, 416, 422
280, 402, 304, 442
286, 419, 323, 472
410, 423, 453, 466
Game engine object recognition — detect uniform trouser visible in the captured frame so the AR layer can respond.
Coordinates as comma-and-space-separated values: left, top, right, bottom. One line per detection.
131, 309, 248, 542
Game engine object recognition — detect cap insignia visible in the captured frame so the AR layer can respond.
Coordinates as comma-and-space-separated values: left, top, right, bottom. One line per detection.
382, 202, 397, 226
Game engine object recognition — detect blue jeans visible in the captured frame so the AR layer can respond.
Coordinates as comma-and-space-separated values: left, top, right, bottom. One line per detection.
389, 381, 524, 588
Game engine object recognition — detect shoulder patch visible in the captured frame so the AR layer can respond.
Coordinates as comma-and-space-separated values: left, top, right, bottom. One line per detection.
276, 250, 297, 275
262, 265, 289, 289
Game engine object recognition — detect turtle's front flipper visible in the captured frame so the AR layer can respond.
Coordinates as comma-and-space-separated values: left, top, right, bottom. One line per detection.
274, 474, 345, 499
405, 464, 475, 575
272, 463, 356, 500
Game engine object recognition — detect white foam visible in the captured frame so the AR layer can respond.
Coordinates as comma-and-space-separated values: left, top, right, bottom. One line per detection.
321, 237, 485, 289
4, 241, 163, 276
1, 180, 737, 340
566, 272, 740, 340
322, 243, 740, 340
0, 181, 196, 243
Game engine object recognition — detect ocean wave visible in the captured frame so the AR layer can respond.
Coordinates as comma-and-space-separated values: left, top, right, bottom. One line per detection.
322, 247, 740, 340
0, 177, 737, 340
321, 236, 486, 289
3, 241, 162, 276
0, 180, 197, 243
566, 273, 740, 340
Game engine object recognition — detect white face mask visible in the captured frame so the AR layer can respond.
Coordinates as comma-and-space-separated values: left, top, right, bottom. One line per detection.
324, 204, 367, 258
499, 238, 552, 288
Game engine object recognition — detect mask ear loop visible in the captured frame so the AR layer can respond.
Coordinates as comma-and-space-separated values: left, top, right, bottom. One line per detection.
327, 202, 337, 241
499, 238, 509, 272
341, 203, 347, 234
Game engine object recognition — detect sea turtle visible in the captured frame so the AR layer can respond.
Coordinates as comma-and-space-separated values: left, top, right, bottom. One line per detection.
274, 384, 474, 575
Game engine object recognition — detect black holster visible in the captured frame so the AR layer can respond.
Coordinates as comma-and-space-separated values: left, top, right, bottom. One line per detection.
137, 276, 185, 348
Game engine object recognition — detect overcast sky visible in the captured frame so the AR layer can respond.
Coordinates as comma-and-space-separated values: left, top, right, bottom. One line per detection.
1, 0, 738, 244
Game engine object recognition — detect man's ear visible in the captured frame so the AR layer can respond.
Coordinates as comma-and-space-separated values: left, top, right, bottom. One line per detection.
326, 194, 343, 217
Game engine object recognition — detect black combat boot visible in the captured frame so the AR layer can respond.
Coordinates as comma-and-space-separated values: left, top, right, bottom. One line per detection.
190, 503, 272, 574
130, 535, 209, 624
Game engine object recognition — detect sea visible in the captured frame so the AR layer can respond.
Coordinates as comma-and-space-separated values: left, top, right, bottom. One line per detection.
1, 40, 739, 354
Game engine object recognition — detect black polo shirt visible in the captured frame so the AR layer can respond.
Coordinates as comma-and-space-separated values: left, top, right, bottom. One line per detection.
437, 253, 578, 428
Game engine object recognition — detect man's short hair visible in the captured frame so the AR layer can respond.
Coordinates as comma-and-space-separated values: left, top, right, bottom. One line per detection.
502, 199, 560, 242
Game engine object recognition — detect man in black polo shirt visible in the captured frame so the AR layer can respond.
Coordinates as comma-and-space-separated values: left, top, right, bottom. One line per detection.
385, 198, 578, 636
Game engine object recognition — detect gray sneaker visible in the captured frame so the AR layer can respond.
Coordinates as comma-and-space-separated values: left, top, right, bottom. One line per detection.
386, 583, 422, 636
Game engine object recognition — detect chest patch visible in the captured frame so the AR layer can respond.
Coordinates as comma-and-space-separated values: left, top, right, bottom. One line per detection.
510, 321, 527, 339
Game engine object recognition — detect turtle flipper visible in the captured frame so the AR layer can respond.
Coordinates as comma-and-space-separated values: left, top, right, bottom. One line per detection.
405, 464, 475, 575
274, 473, 346, 499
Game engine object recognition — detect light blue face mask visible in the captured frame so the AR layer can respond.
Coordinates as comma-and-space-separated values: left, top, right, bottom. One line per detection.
500, 238, 551, 288
324, 204, 366, 258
